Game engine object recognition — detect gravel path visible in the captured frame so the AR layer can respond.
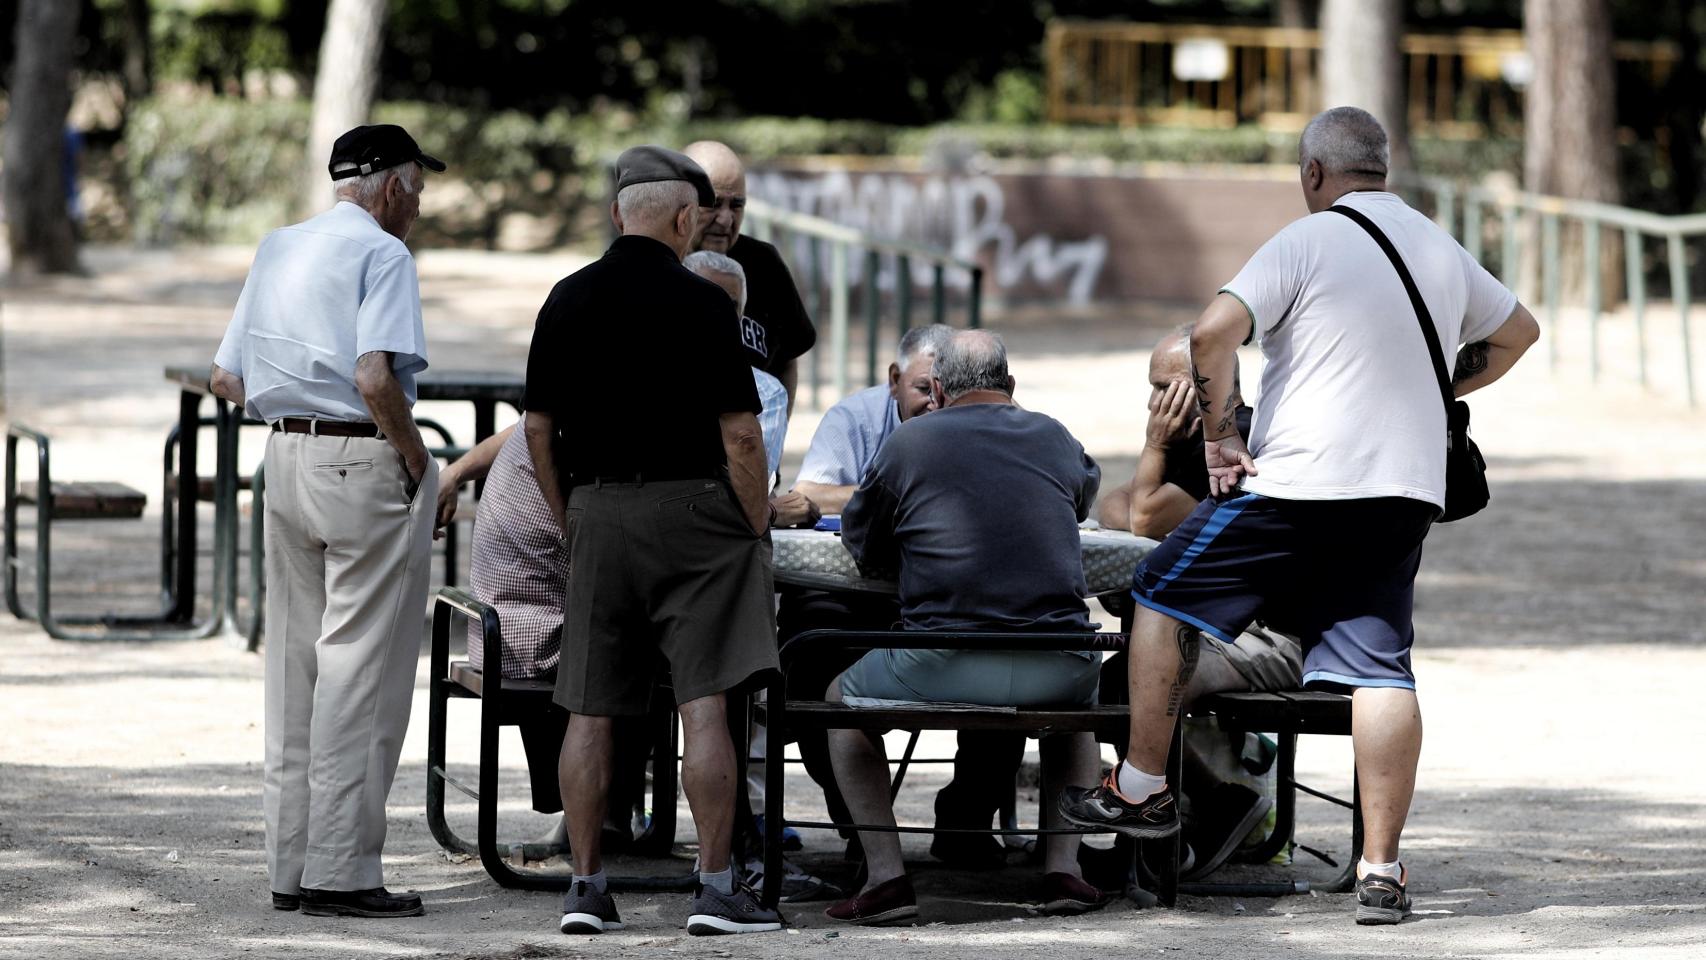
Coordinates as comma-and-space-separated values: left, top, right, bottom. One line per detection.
1, 246, 1703, 959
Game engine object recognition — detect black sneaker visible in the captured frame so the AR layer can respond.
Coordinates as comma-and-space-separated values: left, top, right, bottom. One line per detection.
271, 891, 300, 911
299, 887, 423, 918
1057, 768, 1180, 839
686, 879, 784, 936
1181, 783, 1273, 881
1355, 868, 1412, 925
559, 880, 623, 934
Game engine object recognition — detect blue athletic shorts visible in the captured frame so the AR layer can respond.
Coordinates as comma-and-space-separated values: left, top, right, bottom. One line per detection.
1130, 494, 1437, 690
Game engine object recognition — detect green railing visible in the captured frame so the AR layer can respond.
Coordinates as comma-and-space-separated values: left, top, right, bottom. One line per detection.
743, 198, 984, 409
1399, 175, 1704, 407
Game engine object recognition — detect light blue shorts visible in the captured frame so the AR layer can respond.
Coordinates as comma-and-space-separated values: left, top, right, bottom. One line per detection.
841, 648, 1101, 707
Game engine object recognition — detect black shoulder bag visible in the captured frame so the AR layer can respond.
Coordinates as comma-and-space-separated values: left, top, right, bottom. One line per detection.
1329, 204, 1489, 523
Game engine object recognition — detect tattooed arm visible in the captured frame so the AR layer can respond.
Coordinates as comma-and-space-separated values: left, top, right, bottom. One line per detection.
1452, 303, 1540, 397
1190, 293, 1259, 497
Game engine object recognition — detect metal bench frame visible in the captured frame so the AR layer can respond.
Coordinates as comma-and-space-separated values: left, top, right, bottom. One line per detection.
4, 424, 182, 641
425, 586, 688, 891
758, 628, 1363, 909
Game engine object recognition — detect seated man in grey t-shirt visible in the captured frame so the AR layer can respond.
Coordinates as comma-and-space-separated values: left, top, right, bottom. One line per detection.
823, 330, 1108, 925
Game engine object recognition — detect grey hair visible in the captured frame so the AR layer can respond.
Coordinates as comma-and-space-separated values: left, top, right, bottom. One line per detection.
333, 161, 421, 206
682, 250, 748, 313
896, 323, 955, 369
932, 329, 1010, 401
1299, 106, 1389, 179
616, 179, 697, 226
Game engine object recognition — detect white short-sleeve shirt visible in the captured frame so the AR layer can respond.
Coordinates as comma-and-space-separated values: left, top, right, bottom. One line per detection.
215, 201, 429, 422
1221, 191, 1517, 508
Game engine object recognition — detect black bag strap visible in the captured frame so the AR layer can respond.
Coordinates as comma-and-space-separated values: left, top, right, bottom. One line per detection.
1328, 204, 1455, 413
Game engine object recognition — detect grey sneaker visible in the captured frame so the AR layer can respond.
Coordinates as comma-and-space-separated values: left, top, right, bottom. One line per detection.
1355, 868, 1411, 925
559, 880, 623, 934
1056, 767, 1180, 839
687, 879, 784, 936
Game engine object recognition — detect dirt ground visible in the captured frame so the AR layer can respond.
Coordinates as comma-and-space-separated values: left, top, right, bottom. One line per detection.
1, 245, 1704, 959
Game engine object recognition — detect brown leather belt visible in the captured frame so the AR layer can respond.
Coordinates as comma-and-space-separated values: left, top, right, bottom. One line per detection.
272, 418, 382, 438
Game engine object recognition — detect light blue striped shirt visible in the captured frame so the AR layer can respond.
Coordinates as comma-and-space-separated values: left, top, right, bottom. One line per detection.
753, 368, 788, 479
795, 384, 898, 487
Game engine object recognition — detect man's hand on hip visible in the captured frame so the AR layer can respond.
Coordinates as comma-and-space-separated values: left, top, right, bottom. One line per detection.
1205, 434, 1258, 498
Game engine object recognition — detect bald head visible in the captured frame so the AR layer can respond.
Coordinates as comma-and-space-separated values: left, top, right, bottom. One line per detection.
1148, 328, 1192, 390
684, 140, 747, 253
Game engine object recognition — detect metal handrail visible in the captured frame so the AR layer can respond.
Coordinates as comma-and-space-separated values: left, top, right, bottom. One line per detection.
1396, 173, 1701, 406
743, 198, 985, 407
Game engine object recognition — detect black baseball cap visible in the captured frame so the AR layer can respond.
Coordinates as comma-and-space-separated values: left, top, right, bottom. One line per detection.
613, 145, 715, 207
328, 124, 446, 181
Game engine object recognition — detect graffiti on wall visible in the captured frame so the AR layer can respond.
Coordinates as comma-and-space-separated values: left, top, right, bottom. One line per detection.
750, 169, 1109, 305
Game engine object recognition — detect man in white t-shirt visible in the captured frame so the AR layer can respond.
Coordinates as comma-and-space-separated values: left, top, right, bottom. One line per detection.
1060, 107, 1539, 925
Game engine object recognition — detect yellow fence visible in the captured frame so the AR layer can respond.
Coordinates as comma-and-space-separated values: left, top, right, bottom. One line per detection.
1044, 20, 1677, 135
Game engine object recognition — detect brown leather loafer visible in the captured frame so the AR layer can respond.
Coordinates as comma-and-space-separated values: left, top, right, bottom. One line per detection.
825, 875, 918, 926
299, 887, 424, 918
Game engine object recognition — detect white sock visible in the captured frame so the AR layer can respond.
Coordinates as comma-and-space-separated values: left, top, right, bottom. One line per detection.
574, 869, 608, 894
1358, 857, 1402, 881
1115, 760, 1167, 801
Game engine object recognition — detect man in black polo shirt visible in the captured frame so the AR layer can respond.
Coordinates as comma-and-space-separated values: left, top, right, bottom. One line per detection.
684, 140, 816, 410
523, 145, 782, 938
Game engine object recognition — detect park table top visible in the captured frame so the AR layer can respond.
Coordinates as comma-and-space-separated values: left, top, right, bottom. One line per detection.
770, 525, 1155, 598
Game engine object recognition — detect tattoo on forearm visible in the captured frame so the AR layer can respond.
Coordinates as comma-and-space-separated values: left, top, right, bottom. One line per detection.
1453, 341, 1491, 385
1191, 367, 1212, 413
1164, 623, 1202, 718
1214, 390, 1241, 436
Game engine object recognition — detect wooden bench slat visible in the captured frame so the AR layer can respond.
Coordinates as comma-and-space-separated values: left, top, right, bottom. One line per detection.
1196, 689, 1352, 734
447, 661, 557, 699
18, 481, 148, 520
761, 701, 1129, 734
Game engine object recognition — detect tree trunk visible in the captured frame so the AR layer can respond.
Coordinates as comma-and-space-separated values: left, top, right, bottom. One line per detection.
1319, 0, 1410, 172
1275, 0, 1316, 29
299, 0, 389, 219
1663, 0, 1703, 213
1524, 0, 1620, 302
123, 0, 153, 103
3, 0, 83, 277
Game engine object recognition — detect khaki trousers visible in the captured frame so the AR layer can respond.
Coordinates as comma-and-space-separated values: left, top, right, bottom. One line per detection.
261, 432, 438, 893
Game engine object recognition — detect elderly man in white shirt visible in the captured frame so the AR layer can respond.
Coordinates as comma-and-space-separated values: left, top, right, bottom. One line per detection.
1058, 107, 1539, 925
210, 124, 445, 919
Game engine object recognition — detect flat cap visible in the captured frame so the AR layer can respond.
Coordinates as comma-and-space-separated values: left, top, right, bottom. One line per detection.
613, 145, 715, 207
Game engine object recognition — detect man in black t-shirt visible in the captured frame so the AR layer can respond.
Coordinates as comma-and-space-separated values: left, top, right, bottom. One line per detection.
522, 145, 782, 937
684, 140, 817, 409
1099, 328, 1252, 533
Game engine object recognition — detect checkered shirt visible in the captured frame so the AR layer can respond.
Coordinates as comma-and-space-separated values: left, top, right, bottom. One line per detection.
467, 427, 568, 679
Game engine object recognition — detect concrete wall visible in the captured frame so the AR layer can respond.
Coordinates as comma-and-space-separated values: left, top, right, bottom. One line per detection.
750, 163, 1309, 305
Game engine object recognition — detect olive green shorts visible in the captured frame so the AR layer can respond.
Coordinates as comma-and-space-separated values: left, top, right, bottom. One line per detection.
555, 478, 779, 716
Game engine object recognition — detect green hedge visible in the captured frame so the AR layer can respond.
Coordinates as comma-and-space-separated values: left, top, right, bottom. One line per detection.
111, 96, 1539, 247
